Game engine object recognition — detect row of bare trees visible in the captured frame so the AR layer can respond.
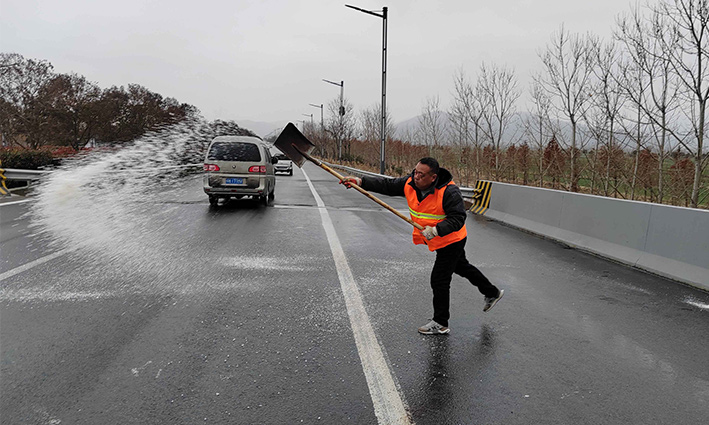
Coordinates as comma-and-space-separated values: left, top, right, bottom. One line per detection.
0, 53, 199, 150
445, 0, 708, 208
306, 0, 707, 209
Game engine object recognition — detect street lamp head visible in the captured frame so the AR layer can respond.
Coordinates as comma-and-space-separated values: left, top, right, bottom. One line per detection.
322, 79, 343, 87
345, 4, 385, 18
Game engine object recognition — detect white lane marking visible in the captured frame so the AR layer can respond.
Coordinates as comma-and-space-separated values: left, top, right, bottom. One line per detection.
684, 297, 709, 311
302, 168, 411, 424
0, 198, 33, 207
0, 247, 78, 283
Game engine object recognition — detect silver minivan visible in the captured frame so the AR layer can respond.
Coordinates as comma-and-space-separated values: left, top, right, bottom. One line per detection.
203, 135, 277, 206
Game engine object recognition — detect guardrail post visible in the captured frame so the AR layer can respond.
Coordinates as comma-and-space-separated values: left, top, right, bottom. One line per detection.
469, 180, 493, 215
0, 160, 10, 197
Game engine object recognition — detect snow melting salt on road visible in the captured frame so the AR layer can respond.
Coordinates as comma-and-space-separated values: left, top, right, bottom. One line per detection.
30, 121, 209, 258
20, 121, 280, 299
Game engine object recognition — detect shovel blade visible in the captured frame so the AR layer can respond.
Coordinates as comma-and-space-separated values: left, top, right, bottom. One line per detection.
273, 123, 316, 168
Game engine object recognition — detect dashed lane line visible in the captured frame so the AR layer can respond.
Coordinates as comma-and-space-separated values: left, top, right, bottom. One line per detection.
0, 247, 78, 283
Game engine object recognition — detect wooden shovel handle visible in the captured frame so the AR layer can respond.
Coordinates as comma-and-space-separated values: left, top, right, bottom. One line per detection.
297, 148, 425, 231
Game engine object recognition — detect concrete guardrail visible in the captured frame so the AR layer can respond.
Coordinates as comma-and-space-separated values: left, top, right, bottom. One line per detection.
469, 180, 709, 292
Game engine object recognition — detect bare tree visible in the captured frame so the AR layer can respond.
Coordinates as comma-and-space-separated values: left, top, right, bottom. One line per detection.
586, 38, 627, 197
450, 68, 486, 180
649, 0, 709, 208
524, 77, 554, 187
358, 102, 396, 167
477, 62, 521, 177
616, 3, 683, 203
417, 95, 445, 155
448, 70, 470, 148
360, 102, 396, 143
448, 69, 474, 183
325, 97, 357, 160
537, 25, 596, 192
360, 105, 380, 144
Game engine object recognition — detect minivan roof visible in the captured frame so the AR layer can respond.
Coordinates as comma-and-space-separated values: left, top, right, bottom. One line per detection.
211, 135, 263, 144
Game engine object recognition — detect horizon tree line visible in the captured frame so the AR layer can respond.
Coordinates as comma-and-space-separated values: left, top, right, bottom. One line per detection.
0, 52, 200, 151
1, 1, 707, 208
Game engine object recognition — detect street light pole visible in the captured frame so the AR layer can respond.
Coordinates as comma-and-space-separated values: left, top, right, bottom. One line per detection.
323, 79, 345, 160
309, 103, 324, 129
346, 4, 388, 174
309, 103, 325, 156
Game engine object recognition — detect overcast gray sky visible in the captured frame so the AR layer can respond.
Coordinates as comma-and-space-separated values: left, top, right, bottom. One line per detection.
1, 0, 637, 126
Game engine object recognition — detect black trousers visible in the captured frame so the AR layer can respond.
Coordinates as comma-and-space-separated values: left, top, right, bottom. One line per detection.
430, 237, 499, 327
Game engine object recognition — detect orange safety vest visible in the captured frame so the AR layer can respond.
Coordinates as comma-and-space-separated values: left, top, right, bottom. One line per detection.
404, 177, 467, 251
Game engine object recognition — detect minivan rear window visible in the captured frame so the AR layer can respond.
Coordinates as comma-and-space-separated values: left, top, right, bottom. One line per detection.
208, 142, 261, 162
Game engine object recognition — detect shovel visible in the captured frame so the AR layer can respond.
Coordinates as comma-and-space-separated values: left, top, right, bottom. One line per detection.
274, 123, 425, 231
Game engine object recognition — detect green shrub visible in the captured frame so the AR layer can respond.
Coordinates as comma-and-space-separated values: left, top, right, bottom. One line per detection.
0, 149, 55, 169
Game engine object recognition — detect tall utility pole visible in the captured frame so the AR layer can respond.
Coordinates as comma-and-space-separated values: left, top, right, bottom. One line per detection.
323, 79, 345, 159
346, 4, 388, 174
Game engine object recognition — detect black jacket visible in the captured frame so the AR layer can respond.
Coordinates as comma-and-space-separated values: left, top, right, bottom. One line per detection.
360, 168, 467, 237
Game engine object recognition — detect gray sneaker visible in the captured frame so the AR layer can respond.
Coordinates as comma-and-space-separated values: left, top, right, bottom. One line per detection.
483, 289, 505, 312
418, 320, 450, 335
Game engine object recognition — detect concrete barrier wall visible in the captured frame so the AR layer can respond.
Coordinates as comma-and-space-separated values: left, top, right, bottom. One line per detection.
477, 181, 709, 291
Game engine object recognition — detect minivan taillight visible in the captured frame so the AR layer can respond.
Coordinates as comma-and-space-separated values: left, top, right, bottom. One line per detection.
248, 165, 266, 173
204, 164, 220, 171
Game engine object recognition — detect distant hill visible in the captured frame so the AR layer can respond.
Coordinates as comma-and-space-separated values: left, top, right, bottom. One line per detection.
394, 111, 581, 148
393, 111, 526, 145
238, 112, 578, 147
237, 120, 288, 139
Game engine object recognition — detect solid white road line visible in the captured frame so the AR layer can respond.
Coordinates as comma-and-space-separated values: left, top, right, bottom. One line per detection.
0, 198, 33, 207
0, 247, 78, 283
302, 168, 411, 425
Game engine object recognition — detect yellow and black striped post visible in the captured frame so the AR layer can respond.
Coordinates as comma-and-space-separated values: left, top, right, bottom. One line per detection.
469, 180, 492, 215
0, 160, 10, 197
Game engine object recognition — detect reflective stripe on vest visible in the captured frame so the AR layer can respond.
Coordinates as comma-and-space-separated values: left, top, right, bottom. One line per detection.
404, 177, 467, 251
408, 208, 446, 221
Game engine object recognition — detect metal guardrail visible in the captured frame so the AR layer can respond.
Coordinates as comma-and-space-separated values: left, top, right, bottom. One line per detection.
3, 169, 47, 182
2, 165, 202, 181
3, 169, 48, 194
1, 168, 48, 195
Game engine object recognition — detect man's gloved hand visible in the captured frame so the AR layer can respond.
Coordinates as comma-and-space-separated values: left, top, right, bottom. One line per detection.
422, 226, 438, 240
339, 176, 362, 189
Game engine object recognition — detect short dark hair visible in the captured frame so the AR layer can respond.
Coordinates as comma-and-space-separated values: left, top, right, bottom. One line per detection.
418, 157, 439, 175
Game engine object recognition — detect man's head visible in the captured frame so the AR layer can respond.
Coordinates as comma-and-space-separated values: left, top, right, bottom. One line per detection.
413, 157, 439, 190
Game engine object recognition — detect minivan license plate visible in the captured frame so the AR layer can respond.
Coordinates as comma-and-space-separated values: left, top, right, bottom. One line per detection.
225, 178, 244, 185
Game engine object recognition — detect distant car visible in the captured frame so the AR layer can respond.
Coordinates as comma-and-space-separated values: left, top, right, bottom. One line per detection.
203, 136, 277, 206
273, 153, 293, 176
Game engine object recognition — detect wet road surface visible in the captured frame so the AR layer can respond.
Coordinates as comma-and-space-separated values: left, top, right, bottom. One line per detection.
2, 162, 709, 424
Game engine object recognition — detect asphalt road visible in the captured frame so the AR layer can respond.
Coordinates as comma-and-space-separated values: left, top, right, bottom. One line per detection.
1, 163, 709, 424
